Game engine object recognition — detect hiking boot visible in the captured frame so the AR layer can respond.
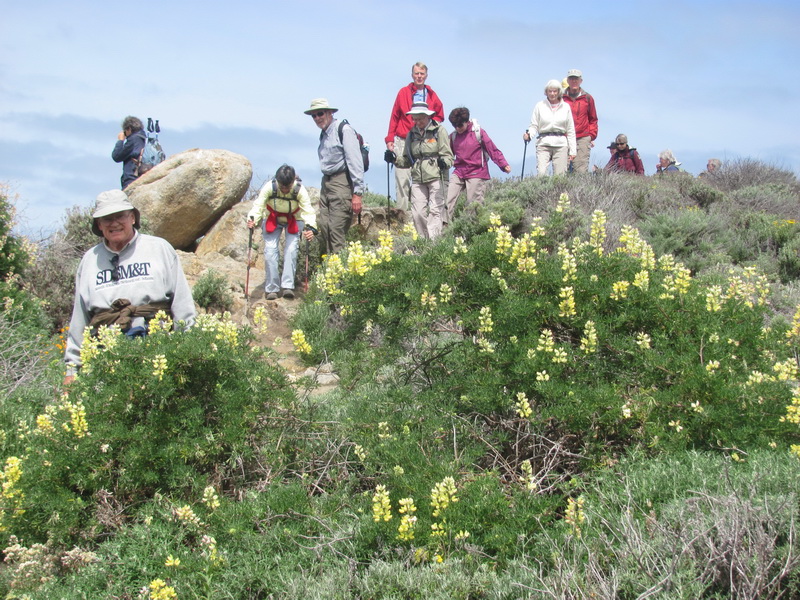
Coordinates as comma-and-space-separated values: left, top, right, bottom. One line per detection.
282, 289, 295, 300
266, 292, 279, 300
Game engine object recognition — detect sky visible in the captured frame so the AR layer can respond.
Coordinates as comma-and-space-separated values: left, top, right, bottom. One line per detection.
2, 0, 798, 238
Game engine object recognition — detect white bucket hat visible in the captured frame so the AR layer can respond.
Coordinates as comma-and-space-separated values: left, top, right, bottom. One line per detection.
304, 98, 338, 114
405, 101, 435, 116
91, 190, 141, 236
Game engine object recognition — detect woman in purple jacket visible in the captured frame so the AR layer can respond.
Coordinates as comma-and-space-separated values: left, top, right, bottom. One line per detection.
444, 107, 511, 223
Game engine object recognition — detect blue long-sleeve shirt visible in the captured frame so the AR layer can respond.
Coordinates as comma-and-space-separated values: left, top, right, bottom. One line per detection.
317, 119, 365, 195
112, 130, 146, 189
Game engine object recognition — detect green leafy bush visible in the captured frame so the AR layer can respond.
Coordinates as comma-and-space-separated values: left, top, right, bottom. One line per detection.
299, 204, 799, 462
192, 268, 234, 312
2, 313, 294, 546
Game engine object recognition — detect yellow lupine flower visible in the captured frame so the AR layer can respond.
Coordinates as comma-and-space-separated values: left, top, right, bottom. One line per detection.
202, 486, 220, 510
611, 280, 630, 300
632, 270, 650, 291
291, 329, 312, 354
589, 210, 607, 255
372, 484, 392, 522
564, 496, 586, 538
635, 332, 651, 350
430, 476, 458, 517
478, 306, 493, 334
558, 245, 577, 282
555, 192, 570, 213
397, 497, 417, 541
377, 230, 394, 262
515, 392, 532, 419
580, 320, 598, 354
152, 354, 168, 381
149, 578, 178, 600
558, 286, 576, 318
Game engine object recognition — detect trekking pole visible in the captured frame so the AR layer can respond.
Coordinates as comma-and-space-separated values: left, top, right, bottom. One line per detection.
244, 226, 253, 297
386, 161, 391, 229
304, 225, 318, 293
521, 138, 529, 180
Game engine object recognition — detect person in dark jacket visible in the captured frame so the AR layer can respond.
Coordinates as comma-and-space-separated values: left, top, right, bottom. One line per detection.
111, 116, 146, 189
604, 134, 644, 175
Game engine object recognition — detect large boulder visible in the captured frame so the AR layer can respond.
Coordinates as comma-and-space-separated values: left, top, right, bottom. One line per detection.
127, 148, 252, 249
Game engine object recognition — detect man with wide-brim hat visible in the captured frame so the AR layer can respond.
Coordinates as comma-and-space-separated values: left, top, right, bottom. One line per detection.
305, 97, 364, 259
63, 189, 196, 385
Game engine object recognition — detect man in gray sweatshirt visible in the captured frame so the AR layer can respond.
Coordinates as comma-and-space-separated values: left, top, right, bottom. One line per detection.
63, 190, 196, 384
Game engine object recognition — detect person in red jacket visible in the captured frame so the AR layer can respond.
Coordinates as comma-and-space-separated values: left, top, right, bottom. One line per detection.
604, 134, 645, 175
384, 62, 444, 211
562, 69, 598, 174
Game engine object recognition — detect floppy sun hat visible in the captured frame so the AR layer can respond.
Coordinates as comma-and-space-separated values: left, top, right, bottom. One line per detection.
91, 190, 141, 236
406, 101, 435, 116
304, 98, 338, 114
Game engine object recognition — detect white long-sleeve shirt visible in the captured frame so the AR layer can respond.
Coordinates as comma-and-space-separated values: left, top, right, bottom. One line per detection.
527, 100, 577, 156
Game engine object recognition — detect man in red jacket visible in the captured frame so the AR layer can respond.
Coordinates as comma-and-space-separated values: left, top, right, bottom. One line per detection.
562, 69, 598, 174
385, 62, 444, 210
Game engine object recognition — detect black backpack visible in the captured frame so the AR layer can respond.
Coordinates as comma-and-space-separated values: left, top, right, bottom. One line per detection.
337, 119, 369, 172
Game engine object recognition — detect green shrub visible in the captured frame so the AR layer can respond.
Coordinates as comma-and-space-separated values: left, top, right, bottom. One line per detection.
192, 269, 234, 312
2, 313, 294, 546
298, 206, 799, 463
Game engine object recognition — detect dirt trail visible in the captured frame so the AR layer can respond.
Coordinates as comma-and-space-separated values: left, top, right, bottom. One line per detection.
242, 289, 339, 396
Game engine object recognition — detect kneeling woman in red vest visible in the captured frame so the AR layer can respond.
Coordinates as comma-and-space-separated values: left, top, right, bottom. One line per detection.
247, 164, 317, 300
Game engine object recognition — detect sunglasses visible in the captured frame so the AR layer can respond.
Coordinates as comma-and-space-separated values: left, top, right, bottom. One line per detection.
110, 254, 120, 283
310, 111, 326, 118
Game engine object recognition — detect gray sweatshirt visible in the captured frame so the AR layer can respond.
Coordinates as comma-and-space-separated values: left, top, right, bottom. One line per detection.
64, 231, 196, 371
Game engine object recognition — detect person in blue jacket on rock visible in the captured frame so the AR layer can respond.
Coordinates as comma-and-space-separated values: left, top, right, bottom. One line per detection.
112, 116, 147, 189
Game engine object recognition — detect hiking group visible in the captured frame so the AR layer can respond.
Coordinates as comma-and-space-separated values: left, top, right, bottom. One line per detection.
70, 60, 725, 378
